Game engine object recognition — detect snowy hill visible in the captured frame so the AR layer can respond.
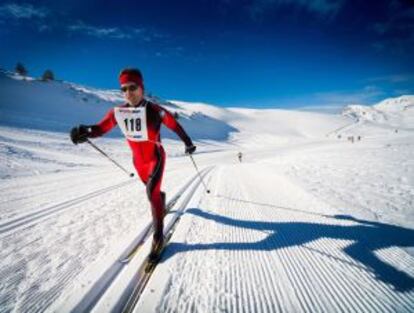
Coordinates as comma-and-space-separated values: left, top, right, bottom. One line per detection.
0, 70, 358, 146
1, 71, 414, 313
342, 95, 414, 129
0, 71, 237, 141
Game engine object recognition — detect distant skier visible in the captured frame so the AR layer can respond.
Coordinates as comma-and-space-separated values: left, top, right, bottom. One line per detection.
70, 68, 196, 261
237, 151, 243, 163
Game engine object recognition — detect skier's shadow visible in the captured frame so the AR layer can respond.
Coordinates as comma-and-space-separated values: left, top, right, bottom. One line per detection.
164, 206, 414, 292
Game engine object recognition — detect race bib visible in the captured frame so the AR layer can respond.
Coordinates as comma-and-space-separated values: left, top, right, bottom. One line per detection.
114, 106, 148, 142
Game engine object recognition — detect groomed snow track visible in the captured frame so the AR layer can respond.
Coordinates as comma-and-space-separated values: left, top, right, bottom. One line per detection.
136, 163, 414, 313
57, 166, 214, 313
0, 180, 134, 236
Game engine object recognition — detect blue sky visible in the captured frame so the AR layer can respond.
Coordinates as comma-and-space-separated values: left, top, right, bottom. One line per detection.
0, 0, 413, 110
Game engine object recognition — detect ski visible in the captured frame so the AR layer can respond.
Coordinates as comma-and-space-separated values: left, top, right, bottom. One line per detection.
144, 246, 164, 273
119, 195, 179, 264
143, 228, 173, 273
119, 228, 150, 264
121, 204, 185, 313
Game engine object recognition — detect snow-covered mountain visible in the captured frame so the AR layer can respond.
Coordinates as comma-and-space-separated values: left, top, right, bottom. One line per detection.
1, 70, 414, 313
342, 95, 414, 129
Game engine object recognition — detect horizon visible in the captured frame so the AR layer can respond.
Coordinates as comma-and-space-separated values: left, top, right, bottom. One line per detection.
2, 66, 413, 115
1, 1, 413, 110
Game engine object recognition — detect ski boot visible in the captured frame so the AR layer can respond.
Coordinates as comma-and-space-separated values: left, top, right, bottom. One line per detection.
149, 236, 164, 258
148, 218, 164, 263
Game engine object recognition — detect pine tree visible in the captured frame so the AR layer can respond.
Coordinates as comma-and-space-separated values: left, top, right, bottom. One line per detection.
15, 62, 27, 76
42, 69, 54, 81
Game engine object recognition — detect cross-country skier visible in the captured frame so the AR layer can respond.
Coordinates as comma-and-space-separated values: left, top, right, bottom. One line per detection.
237, 151, 243, 163
70, 68, 196, 261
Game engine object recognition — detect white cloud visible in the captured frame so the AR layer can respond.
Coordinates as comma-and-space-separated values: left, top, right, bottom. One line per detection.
367, 74, 414, 84
247, 0, 345, 20
0, 3, 170, 45
67, 22, 168, 42
38, 24, 52, 32
313, 86, 385, 105
0, 3, 48, 19
288, 86, 387, 113
68, 22, 133, 39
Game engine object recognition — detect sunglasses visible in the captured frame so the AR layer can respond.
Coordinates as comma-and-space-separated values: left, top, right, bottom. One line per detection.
121, 84, 139, 93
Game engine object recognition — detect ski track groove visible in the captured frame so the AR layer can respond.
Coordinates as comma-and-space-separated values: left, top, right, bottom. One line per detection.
0, 171, 116, 206
224, 168, 274, 313
1, 188, 141, 262
281, 224, 319, 312
229, 173, 252, 313
104, 169, 212, 313
218, 169, 237, 313
0, 179, 134, 236
306, 240, 391, 311
20, 252, 72, 312
302, 239, 350, 313
156, 163, 414, 313
225, 169, 271, 313
280, 240, 310, 312
2, 155, 411, 312
296, 224, 349, 312
245, 201, 269, 312
0, 181, 150, 313
291, 216, 381, 313
383, 247, 414, 277
360, 248, 412, 312
0, 169, 113, 194
307, 240, 369, 313
263, 197, 321, 310
271, 171, 412, 312
313, 238, 396, 312
254, 220, 293, 311
237, 180, 276, 313
248, 183, 309, 313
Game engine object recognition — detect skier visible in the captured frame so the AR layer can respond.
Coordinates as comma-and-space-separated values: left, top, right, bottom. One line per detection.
70, 68, 196, 261
237, 151, 243, 163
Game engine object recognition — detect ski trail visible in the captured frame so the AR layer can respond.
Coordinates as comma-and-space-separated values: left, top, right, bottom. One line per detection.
138, 162, 414, 313
45, 167, 213, 313
0, 179, 134, 236
0, 169, 128, 220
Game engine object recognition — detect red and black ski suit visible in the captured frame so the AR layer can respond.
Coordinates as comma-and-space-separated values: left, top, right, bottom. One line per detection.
89, 99, 193, 238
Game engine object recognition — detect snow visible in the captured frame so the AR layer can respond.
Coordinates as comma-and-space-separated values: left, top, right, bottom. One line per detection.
138, 163, 414, 312
0, 71, 413, 312
343, 95, 414, 130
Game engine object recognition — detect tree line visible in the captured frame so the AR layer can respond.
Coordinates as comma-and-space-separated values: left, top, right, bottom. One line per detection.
14, 62, 55, 81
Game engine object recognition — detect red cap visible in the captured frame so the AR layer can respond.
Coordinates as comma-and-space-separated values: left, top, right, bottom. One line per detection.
119, 71, 143, 88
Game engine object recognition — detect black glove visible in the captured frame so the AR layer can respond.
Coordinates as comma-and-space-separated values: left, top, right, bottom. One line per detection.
70, 125, 91, 145
185, 144, 196, 155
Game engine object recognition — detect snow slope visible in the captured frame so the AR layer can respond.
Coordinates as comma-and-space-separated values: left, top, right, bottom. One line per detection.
0, 71, 413, 312
138, 163, 414, 313
0, 71, 237, 141
343, 95, 414, 130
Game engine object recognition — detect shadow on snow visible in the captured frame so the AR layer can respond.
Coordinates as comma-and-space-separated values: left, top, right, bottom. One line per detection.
163, 198, 414, 293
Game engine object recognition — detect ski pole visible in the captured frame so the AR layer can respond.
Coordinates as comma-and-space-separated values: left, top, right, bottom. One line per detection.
86, 139, 134, 177
188, 154, 210, 194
